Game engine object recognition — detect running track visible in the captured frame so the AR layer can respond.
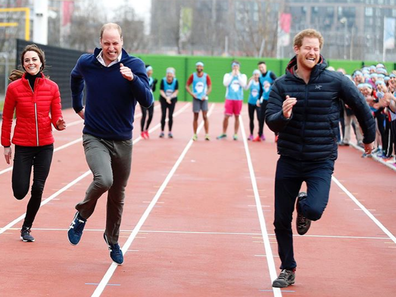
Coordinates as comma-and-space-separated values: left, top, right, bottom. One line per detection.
0, 102, 395, 297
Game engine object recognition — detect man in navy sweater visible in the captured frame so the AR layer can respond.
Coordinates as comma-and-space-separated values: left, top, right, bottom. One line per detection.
67, 23, 153, 265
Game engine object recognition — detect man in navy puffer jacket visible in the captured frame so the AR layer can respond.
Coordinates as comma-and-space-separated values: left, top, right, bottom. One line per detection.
265, 29, 375, 288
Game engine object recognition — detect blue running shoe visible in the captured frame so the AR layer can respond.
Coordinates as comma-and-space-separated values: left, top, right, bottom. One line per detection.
103, 233, 124, 265
21, 226, 35, 242
68, 212, 86, 245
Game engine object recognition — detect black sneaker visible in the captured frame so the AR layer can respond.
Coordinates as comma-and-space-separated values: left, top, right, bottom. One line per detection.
68, 212, 86, 245
103, 233, 124, 265
21, 226, 35, 242
272, 269, 295, 288
296, 192, 311, 235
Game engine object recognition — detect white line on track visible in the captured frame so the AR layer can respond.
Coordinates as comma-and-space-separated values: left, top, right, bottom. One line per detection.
0, 103, 189, 233
5, 227, 390, 241
0, 171, 91, 235
239, 117, 282, 297
0, 104, 162, 176
0, 121, 84, 175
91, 103, 215, 297
332, 176, 396, 245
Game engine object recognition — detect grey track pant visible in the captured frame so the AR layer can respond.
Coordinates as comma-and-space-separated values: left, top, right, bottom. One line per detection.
76, 134, 132, 244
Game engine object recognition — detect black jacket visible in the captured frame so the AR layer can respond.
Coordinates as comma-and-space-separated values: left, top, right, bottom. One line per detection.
265, 55, 376, 161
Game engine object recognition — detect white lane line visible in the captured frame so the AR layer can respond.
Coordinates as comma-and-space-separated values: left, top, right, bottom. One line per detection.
3, 227, 390, 241
0, 104, 163, 176
332, 176, 396, 245
239, 116, 282, 297
91, 103, 215, 297
54, 138, 82, 151
349, 142, 396, 172
0, 103, 189, 232
142, 102, 191, 139
0, 171, 91, 234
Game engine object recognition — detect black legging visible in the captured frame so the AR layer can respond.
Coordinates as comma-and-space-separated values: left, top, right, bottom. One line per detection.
140, 104, 154, 131
12, 144, 54, 228
258, 100, 268, 137
248, 103, 260, 135
160, 97, 177, 131
391, 120, 396, 157
374, 110, 386, 151
383, 116, 393, 157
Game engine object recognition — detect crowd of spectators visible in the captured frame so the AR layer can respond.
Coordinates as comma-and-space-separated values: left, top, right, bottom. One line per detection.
328, 64, 396, 165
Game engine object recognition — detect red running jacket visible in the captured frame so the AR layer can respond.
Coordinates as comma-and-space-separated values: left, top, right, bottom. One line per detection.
1, 73, 63, 147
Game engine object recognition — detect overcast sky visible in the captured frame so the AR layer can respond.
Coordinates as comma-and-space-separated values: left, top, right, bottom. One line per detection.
103, 0, 151, 18
103, 0, 151, 33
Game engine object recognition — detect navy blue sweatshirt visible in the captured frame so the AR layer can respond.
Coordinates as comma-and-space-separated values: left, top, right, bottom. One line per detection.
71, 48, 153, 140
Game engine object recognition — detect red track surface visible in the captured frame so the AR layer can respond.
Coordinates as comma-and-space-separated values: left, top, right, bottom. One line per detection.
1, 102, 395, 297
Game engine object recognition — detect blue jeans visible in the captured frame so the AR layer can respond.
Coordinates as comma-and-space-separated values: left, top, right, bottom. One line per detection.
273, 156, 334, 270
76, 134, 132, 244
13, 144, 54, 228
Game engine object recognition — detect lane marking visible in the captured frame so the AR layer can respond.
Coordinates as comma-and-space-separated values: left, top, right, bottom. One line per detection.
0, 171, 91, 234
0, 103, 164, 176
54, 138, 82, 152
139, 102, 190, 140
349, 142, 396, 172
4, 227, 391, 241
239, 116, 282, 297
332, 176, 396, 245
86, 283, 120, 287
91, 103, 215, 297
0, 103, 191, 233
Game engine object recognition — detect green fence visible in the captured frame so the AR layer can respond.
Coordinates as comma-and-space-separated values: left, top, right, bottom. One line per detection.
136, 54, 396, 103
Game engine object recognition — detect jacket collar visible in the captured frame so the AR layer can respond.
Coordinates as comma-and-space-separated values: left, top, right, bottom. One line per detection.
285, 55, 327, 79
93, 47, 127, 65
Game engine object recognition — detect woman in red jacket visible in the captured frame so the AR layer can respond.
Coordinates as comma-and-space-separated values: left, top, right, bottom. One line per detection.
1, 44, 66, 242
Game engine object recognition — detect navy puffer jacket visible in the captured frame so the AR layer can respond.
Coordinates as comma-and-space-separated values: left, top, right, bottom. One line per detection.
265, 55, 375, 161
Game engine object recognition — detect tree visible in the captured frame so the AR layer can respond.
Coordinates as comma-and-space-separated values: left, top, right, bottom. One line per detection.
111, 3, 148, 53
67, 0, 108, 52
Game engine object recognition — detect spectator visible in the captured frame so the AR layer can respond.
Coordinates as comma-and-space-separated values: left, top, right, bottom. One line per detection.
185, 61, 212, 141
140, 65, 157, 139
255, 61, 277, 142
245, 69, 261, 140
217, 61, 247, 141
159, 67, 179, 138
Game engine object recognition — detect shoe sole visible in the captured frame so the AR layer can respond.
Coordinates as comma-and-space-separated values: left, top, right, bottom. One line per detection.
21, 237, 35, 242
272, 280, 295, 288
103, 233, 124, 265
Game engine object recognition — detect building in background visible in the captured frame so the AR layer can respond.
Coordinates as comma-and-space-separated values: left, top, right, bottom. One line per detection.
0, 0, 396, 62
149, 0, 396, 61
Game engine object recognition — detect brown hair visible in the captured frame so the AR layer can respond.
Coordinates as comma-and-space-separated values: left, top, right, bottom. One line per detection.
293, 29, 324, 49
20, 44, 45, 71
9, 44, 46, 81
100, 23, 123, 39
8, 69, 25, 82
